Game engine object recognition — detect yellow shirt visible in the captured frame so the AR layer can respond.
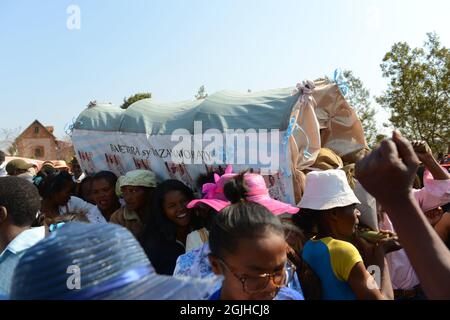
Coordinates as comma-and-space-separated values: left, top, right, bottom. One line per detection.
302, 237, 363, 299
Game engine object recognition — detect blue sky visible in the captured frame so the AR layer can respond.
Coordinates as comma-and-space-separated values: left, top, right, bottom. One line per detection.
1, 0, 449, 139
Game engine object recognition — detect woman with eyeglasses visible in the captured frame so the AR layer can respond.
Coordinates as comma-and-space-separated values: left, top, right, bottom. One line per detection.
207, 174, 303, 300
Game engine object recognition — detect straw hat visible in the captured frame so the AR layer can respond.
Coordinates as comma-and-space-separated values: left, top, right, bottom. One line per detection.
307, 148, 343, 171
53, 160, 69, 170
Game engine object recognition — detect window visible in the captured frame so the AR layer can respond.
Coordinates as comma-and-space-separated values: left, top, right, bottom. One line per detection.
34, 147, 44, 158
34, 127, 40, 134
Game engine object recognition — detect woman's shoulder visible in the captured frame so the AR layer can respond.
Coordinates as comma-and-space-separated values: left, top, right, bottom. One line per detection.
326, 237, 359, 251
186, 228, 208, 251
64, 196, 78, 210
109, 207, 125, 223
323, 238, 362, 267
68, 196, 85, 205
309, 237, 361, 259
68, 196, 96, 210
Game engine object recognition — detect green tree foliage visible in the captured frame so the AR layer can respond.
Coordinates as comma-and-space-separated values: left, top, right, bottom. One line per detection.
342, 70, 378, 146
0, 128, 20, 155
377, 33, 450, 153
120, 92, 152, 109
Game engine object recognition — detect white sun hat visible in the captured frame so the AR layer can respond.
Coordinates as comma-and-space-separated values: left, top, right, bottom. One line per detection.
298, 169, 360, 210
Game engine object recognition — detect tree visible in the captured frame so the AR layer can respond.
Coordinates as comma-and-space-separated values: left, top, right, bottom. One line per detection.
0, 128, 21, 155
342, 70, 378, 146
7, 142, 18, 156
120, 92, 151, 109
195, 85, 208, 100
375, 134, 387, 146
376, 33, 450, 154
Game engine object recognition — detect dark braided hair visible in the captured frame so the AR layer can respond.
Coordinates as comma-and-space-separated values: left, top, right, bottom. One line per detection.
92, 171, 118, 188
141, 179, 196, 243
34, 171, 74, 200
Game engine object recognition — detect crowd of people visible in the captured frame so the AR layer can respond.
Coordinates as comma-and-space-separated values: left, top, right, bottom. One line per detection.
0, 132, 449, 300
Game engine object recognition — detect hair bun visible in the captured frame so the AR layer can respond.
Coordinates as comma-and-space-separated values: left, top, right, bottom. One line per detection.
224, 173, 248, 204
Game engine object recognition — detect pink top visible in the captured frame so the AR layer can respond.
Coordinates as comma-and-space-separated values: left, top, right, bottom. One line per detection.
380, 174, 450, 290
413, 170, 450, 212
379, 213, 420, 290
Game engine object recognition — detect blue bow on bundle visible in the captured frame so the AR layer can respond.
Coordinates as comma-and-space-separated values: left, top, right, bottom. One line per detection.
333, 69, 349, 96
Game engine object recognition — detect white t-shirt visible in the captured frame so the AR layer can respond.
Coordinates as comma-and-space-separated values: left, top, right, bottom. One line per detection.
73, 173, 86, 183
186, 228, 209, 252
59, 196, 106, 224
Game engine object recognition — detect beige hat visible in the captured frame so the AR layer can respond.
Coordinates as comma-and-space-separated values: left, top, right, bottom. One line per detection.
116, 170, 157, 196
307, 148, 343, 171
53, 160, 69, 169
42, 160, 55, 168
298, 169, 360, 210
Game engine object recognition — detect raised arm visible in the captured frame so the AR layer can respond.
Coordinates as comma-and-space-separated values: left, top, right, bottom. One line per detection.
412, 140, 450, 181
356, 131, 450, 299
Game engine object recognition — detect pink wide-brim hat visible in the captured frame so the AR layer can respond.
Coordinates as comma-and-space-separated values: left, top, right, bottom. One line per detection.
244, 174, 299, 215
187, 165, 236, 212
188, 167, 300, 215
187, 198, 231, 212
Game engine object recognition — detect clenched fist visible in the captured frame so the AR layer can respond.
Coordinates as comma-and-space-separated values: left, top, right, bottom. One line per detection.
412, 140, 433, 163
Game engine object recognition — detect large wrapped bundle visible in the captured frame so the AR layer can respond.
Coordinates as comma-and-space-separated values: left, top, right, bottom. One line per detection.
312, 79, 367, 158
71, 80, 367, 206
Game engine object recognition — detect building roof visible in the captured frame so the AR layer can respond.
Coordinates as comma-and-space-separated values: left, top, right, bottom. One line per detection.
15, 120, 57, 142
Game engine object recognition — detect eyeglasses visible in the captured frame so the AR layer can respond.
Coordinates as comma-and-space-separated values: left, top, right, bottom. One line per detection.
217, 259, 296, 294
